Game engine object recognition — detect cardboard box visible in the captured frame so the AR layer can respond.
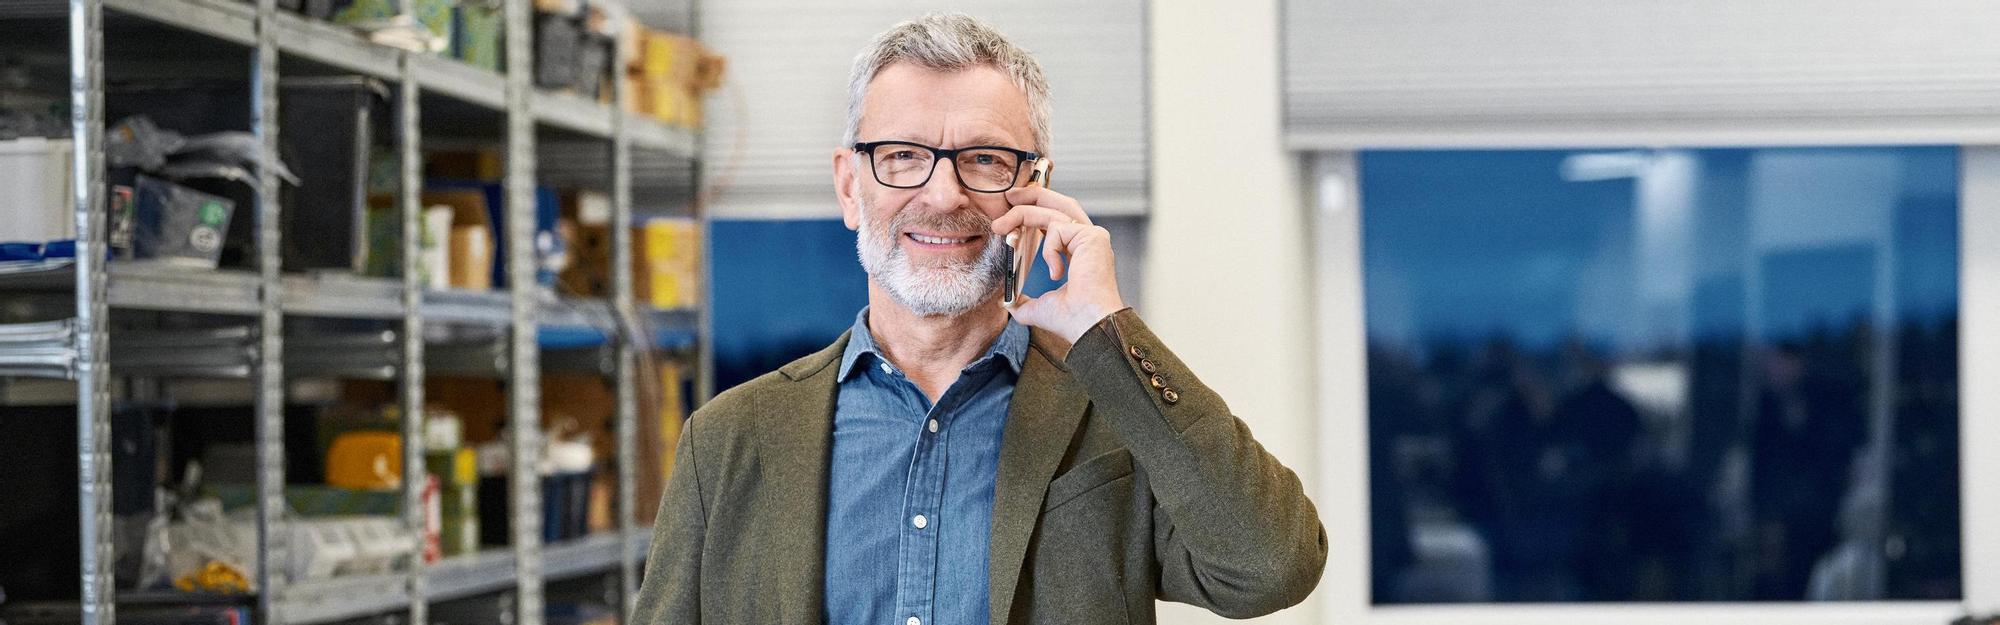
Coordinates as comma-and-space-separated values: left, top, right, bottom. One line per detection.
635, 358, 686, 525
425, 149, 505, 181
425, 378, 507, 444
631, 77, 702, 129
425, 181, 560, 287
632, 29, 696, 83
634, 218, 700, 310
421, 190, 494, 291
556, 190, 612, 297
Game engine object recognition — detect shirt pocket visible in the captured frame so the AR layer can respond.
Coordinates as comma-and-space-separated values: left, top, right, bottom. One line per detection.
1042, 447, 1136, 512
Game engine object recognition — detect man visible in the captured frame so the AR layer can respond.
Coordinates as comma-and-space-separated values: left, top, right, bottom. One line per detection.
634, 13, 1325, 625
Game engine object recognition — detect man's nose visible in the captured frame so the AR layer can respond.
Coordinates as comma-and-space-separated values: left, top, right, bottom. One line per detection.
914, 158, 972, 210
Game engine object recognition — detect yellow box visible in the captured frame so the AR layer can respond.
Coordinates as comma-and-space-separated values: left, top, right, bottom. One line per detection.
635, 30, 697, 83
634, 218, 700, 309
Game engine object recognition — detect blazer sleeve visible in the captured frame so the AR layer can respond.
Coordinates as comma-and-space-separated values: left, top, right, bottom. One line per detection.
632, 417, 705, 625
1064, 308, 1328, 618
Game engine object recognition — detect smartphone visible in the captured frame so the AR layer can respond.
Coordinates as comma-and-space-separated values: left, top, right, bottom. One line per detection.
1002, 158, 1053, 307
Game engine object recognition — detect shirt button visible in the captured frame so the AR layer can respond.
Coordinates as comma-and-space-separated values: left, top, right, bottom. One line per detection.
908, 618, 921, 625
879, 362, 894, 374
927, 419, 939, 433
912, 514, 928, 529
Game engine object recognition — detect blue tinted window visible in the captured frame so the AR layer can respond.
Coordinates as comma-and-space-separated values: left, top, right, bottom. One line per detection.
1360, 147, 1960, 603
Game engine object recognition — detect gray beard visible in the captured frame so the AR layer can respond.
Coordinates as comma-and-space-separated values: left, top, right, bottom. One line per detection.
854, 196, 1007, 317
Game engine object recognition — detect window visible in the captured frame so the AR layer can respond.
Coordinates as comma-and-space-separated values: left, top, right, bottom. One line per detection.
1352, 147, 1960, 604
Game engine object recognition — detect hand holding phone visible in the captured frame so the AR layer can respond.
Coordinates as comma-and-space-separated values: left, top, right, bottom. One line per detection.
1002, 158, 1052, 307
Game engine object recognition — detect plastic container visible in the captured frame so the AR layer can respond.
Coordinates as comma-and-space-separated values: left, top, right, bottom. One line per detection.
131, 174, 236, 268
0, 138, 74, 244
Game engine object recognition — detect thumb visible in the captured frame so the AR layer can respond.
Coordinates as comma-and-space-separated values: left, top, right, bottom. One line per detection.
1004, 290, 1053, 328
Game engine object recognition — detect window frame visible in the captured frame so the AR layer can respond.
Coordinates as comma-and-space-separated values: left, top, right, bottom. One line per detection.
1309, 144, 2000, 625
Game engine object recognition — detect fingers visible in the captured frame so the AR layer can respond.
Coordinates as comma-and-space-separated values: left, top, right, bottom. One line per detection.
1042, 228, 1066, 281
1002, 186, 1091, 226
1032, 219, 1112, 283
990, 203, 1075, 235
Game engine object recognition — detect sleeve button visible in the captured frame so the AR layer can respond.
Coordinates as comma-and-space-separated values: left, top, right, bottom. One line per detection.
1149, 373, 1167, 389
1128, 345, 1145, 359
1139, 359, 1157, 373
1162, 388, 1181, 404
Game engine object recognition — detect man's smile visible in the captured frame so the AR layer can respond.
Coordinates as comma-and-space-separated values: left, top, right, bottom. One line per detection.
903, 230, 986, 249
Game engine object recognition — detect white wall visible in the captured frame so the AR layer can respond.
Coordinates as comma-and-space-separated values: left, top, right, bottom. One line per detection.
1146, 1, 1322, 624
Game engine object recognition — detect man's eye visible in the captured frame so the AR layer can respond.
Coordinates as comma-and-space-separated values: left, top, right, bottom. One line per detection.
971, 154, 999, 165
888, 150, 920, 160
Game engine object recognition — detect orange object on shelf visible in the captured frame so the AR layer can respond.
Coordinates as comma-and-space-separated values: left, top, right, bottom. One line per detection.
326, 431, 403, 490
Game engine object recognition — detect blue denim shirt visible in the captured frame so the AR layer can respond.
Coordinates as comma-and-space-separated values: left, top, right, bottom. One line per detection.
823, 308, 1030, 625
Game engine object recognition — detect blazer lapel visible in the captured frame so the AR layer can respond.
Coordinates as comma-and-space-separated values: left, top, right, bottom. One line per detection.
765, 332, 848, 625
988, 329, 1090, 625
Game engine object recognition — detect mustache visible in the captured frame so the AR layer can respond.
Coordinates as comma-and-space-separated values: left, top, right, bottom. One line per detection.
887, 207, 995, 236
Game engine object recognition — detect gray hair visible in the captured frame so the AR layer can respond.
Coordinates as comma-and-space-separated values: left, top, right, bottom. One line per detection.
843, 13, 1052, 155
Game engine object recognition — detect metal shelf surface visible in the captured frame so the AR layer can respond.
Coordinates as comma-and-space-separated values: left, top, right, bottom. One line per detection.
543, 532, 628, 582
427, 549, 520, 603
534, 91, 616, 139
104, 0, 255, 46
411, 52, 507, 110
277, 571, 411, 625
108, 264, 263, 316
283, 274, 405, 319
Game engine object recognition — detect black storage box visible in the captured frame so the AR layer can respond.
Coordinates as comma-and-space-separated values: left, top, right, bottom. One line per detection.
278, 77, 392, 273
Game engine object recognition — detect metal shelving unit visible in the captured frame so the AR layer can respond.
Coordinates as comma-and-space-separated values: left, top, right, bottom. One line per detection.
1, 1, 708, 623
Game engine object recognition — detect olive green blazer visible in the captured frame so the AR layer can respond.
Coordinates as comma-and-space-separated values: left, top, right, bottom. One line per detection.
633, 309, 1326, 624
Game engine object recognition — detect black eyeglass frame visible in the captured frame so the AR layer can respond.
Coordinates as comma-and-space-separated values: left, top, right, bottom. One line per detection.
852, 140, 1042, 193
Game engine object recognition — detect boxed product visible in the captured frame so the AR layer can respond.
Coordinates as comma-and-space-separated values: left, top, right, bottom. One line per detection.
624, 28, 723, 127
555, 190, 611, 297
634, 217, 701, 309
631, 29, 697, 84
420, 190, 495, 291
427, 180, 561, 288
421, 204, 454, 287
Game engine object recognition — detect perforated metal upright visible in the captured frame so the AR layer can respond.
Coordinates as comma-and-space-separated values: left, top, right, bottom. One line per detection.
608, 24, 644, 621
397, 52, 431, 625
503, 1, 547, 624
249, 0, 293, 621
69, 1, 114, 624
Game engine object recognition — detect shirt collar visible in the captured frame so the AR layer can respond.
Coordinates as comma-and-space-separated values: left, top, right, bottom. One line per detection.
837, 306, 1031, 382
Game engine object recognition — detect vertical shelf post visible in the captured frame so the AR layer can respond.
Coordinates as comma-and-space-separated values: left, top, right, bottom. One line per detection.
398, 53, 431, 625
70, 1, 113, 623
608, 28, 642, 619
251, 0, 290, 622
504, 1, 546, 624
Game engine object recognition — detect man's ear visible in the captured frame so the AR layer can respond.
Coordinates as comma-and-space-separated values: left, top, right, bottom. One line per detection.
834, 148, 861, 230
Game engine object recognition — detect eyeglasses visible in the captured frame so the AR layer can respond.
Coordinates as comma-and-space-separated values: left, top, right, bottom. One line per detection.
853, 141, 1041, 193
